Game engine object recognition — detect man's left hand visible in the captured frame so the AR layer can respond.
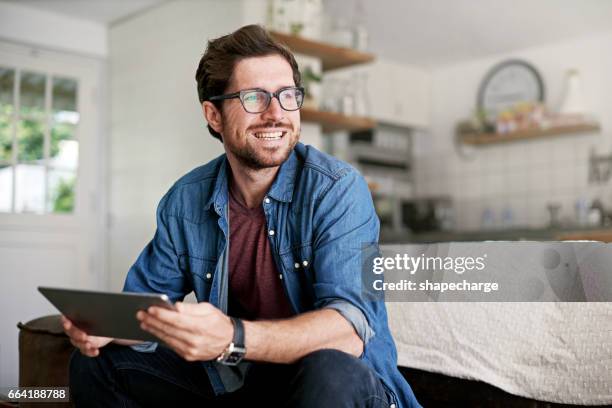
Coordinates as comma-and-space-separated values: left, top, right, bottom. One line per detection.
136, 302, 233, 362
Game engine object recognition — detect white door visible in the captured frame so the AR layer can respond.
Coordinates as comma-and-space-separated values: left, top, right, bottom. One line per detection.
0, 41, 105, 388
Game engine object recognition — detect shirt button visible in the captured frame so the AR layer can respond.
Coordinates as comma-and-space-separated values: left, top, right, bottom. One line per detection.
294, 262, 300, 269
268, 230, 275, 236
264, 197, 271, 204
279, 274, 283, 280
205, 273, 212, 280
390, 404, 396, 408
302, 260, 308, 267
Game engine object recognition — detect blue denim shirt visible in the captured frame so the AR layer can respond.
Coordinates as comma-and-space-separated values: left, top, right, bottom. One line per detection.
123, 143, 421, 408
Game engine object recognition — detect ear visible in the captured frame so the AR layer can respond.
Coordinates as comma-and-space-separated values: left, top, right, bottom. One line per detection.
202, 101, 223, 135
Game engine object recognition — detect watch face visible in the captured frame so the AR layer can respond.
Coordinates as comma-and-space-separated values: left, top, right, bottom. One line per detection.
478, 60, 544, 123
217, 344, 246, 366
225, 351, 244, 365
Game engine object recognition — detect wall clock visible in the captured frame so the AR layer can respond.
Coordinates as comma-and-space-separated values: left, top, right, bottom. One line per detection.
477, 59, 545, 123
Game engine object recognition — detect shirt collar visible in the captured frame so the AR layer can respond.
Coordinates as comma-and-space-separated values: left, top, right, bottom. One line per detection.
266, 147, 298, 203
205, 156, 229, 215
206, 145, 299, 213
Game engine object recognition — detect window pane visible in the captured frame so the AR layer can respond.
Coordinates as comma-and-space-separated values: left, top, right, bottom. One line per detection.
52, 77, 77, 114
0, 164, 12, 212
50, 139, 78, 170
0, 115, 12, 162
0, 67, 14, 116
15, 163, 45, 214
51, 122, 77, 160
17, 118, 45, 162
47, 168, 76, 213
20, 71, 46, 117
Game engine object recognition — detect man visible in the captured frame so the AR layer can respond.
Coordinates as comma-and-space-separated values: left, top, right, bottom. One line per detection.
64, 24, 421, 408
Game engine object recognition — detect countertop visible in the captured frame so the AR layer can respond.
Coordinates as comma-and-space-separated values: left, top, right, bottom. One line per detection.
380, 226, 612, 244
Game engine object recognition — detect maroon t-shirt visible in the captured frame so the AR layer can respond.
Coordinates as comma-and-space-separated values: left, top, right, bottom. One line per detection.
228, 189, 294, 320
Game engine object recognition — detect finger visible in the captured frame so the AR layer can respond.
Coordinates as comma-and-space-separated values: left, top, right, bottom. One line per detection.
70, 338, 96, 357
175, 302, 215, 315
140, 323, 192, 358
69, 337, 91, 349
142, 307, 198, 335
64, 326, 87, 343
84, 342, 100, 357
70, 338, 85, 349
140, 314, 198, 345
82, 347, 99, 357
62, 319, 87, 339
61, 317, 71, 331
67, 326, 88, 342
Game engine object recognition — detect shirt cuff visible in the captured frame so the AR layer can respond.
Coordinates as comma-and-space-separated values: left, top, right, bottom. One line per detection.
129, 341, 158, 353
322, 299, 375, 345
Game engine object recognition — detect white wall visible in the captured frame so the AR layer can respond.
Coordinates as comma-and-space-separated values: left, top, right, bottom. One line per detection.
0, 1, 107, 57
0, 4, 108, 389
415, 32, 612, 231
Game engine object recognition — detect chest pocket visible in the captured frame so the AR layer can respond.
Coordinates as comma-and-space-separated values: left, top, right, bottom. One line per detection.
279, 243, 314, 309
180, 254, 216, 301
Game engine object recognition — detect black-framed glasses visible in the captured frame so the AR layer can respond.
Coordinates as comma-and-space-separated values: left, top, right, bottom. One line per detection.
208, 86, 304, 114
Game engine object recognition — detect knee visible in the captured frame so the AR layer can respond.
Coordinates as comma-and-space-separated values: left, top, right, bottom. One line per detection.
297, 349, 380, 395
300, 349, 363, 377
300, 348, 352, 367
69, 349, 103, 398
69, 349, 91, 384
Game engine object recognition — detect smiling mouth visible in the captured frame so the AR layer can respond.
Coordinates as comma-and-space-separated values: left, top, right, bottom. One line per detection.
252, 130, 287, 140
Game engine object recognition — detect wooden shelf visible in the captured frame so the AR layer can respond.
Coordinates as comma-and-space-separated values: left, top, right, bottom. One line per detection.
301, 107, 376, 133
269, 31, 376, 132
460, 123, 601, 145
270, 31, 375, 71
556, 228, 612, 242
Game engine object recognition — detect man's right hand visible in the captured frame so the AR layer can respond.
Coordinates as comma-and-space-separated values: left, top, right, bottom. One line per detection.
61, 315, 113, 357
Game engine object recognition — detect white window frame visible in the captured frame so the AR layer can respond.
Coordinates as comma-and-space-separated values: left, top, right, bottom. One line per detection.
1, 67, 80, 215
0, 40, 106, 232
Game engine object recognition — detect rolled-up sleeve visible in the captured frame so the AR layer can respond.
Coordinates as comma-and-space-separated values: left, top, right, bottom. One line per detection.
311, 168, 379, 347
322, 299, 375, 345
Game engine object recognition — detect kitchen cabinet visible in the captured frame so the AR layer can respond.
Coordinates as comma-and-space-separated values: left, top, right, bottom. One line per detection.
329, 59, 431, 129
366, 59, 430, 128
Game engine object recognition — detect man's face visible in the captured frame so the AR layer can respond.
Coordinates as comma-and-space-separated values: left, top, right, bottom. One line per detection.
216, 54, 300, 170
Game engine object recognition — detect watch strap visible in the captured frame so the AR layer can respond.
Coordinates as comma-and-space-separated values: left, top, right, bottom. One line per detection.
230, 317, 245, 348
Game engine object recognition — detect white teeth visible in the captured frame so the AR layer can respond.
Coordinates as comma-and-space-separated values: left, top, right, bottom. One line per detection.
254, 131, 284, 140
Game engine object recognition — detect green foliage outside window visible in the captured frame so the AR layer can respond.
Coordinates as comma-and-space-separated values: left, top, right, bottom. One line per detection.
52, 177, 75, 213
0, 105, 76, 213
0, 106, 73, 162
0, 106, 11, 161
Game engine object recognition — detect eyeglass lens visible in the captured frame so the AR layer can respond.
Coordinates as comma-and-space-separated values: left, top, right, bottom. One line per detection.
242, 88, 303, 113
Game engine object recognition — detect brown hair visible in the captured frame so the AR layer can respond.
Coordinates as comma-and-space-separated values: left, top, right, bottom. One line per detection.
195, 24, 301, 141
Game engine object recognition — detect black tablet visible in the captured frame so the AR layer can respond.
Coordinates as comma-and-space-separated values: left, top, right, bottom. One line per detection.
38, 286, 176, 342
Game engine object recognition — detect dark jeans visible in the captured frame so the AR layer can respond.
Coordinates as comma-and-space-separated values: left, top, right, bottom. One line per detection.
69, 344, 391, 407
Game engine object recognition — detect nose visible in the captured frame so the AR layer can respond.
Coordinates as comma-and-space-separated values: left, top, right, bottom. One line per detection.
261, 95, 285, 122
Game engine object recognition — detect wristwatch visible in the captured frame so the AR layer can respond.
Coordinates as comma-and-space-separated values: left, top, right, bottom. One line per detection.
216, 317, 246, 366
